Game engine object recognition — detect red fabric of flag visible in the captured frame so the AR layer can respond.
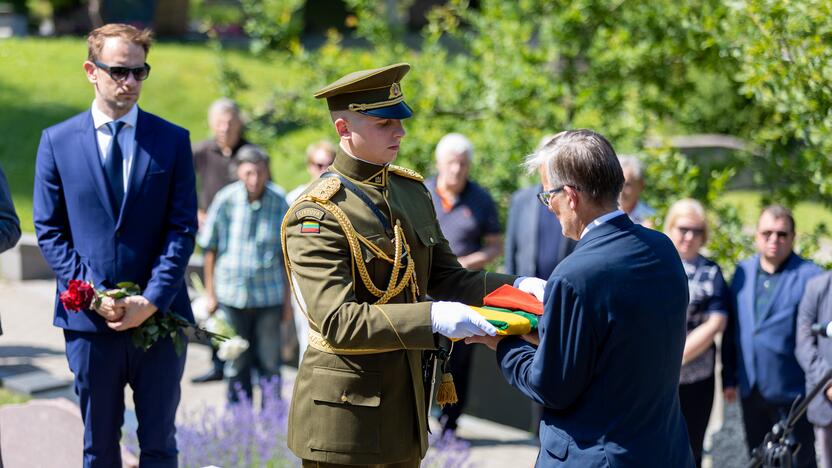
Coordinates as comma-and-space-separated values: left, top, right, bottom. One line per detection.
483, 284, 544, 315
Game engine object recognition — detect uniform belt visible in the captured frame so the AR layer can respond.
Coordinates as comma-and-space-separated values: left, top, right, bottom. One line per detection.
307, 328, 400, 355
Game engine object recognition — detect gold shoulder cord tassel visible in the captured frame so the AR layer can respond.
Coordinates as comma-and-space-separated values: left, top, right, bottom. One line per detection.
435, 341, 458, 407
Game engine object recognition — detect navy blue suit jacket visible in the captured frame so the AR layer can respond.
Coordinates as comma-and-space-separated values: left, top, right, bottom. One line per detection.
497, 215, 693, 467
34, 108, 198, 333
721, 253, 822, 404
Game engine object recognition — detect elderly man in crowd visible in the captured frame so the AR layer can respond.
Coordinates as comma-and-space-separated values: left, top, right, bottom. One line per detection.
469, 129, 693, 467
425, 132, 503, 438
617, 155, 655, 227
191, 97, 250, 384
198, 145, 291, 403
723, 205, 822, 468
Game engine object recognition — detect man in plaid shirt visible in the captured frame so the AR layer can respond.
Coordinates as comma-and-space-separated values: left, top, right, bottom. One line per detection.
199, 144, 291, 403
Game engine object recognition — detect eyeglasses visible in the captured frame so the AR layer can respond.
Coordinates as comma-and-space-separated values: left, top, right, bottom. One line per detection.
94, 61, 151, 82
536, 185, 577, 206
676, 226, 705, 238
758, 230, 791, 240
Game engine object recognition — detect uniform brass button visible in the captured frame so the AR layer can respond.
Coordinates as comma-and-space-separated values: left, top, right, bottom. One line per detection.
340, 393, 348, 403
429, 237, 434, 243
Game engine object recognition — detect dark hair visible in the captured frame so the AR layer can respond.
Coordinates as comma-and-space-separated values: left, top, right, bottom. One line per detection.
87, 23, 153, 62
527, 129, 624, 205
759, 204, 796, 233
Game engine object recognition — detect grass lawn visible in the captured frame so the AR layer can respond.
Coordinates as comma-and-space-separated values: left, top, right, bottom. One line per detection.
0, 387, 30, 406
3, 38, 832, 238
1, 37, 335, 232
722, 190, 832, 234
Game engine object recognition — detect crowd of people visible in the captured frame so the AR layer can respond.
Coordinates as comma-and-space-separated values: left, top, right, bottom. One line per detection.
12, 22, 832, 468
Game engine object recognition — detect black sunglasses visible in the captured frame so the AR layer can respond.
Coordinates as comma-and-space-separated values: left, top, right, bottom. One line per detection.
537, 185, 578, 206
94, 61, 151, 82
758, 230, 791, 240
676, 226, 705, 238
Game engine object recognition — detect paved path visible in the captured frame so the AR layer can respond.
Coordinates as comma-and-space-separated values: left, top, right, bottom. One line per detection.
0, 279, 537, 467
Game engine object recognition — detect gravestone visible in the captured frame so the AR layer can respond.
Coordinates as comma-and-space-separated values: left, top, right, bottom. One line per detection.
0, 398, 138, 468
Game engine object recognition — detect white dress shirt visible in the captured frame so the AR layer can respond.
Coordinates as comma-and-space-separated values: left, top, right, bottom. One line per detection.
91, 101, 137, 191
581, 209, 626, 239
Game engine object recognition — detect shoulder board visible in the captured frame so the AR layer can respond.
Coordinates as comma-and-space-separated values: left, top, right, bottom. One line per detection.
389, 165, 424, 182
307, 176, 342, 201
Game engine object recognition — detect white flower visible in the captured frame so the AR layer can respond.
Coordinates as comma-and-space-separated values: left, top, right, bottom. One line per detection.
217, 336, 249, 361
191, 296, 211, 324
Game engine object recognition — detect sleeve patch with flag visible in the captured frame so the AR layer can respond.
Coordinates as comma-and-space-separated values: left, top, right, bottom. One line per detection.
301, 221, 321, 233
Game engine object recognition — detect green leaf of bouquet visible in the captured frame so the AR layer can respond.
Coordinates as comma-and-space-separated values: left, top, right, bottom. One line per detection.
116, 281, 136, 289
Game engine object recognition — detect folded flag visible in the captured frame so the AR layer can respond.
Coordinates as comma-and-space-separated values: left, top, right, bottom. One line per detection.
470, 306, 533, 336
483, 284, 544, 315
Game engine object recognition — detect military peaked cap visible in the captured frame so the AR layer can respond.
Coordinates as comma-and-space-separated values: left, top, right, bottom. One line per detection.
314, 63, 413, 119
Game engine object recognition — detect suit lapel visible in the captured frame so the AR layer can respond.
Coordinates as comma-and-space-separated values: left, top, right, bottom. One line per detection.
744, 257, 760, 330
116, 109, 153, 230
78, 111, 116, 223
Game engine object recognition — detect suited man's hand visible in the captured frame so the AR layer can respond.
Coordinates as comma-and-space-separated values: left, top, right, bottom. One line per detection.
93, 296, 125, 322
826, 385, 832, 402
107, 296, 158, 331
521, 330, 540, 346
465, 334, 504, 350
723, 387, 737, 403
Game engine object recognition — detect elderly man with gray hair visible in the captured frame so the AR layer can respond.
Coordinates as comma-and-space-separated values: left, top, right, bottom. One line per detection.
425, 132, 503, 437
468, 129, 693, 467
198, 144, 291, 403
193, 98, 249, 228
618, 154, 655, 227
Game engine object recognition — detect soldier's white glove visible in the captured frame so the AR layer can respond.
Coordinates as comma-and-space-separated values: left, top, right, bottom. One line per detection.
430, 302, 497, 339
514, 276, 547, 302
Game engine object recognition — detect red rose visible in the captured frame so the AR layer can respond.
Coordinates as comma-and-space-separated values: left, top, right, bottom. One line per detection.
60, 280, 96, 312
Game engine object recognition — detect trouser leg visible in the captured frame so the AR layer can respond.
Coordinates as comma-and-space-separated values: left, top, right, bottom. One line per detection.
254, 305, 283, 401
679, 375, 715, 468
64, 330, 126, 468
128, 332, 187, 468
225, 305, 256, 402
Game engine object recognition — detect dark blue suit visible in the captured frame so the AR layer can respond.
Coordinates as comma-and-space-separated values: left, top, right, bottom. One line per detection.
497, 215, 694, 467
34, 108, 197, 467
722, 253, 822, 466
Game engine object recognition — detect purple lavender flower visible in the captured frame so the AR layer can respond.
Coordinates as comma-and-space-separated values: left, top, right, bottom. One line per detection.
124, 377, 297, 467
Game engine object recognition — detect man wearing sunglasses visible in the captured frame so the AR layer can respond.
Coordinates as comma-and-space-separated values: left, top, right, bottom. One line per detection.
34, 23, 197, 468
722, 205, 822, 467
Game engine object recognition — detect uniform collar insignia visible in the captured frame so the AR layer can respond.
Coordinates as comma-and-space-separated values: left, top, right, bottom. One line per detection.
333, 146, 389, 187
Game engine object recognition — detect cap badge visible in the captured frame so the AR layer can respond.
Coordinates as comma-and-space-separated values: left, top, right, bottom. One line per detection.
389, 82, 402, 99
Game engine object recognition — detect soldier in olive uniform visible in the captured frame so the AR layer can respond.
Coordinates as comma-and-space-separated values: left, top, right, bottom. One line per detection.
281, 63, 546, 467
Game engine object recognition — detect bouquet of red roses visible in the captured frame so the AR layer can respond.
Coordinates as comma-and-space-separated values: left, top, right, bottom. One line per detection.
61, 280, 227, 355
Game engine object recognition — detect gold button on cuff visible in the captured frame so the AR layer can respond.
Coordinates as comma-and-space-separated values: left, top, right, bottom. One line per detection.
340, 393, 349, 403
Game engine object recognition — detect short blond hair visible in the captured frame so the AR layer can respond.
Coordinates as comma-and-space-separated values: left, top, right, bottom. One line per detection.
305, 140, 336, 163
664, 198, 709, 243
87, 23, 153, 62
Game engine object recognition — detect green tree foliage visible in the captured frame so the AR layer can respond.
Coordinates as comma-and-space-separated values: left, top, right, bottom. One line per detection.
209, 0, 831, 272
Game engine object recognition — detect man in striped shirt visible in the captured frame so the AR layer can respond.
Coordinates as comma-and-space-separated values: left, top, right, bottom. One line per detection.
198, 144, 291, 403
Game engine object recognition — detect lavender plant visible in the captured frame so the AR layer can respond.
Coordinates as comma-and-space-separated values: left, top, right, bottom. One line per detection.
422, 431, 472, 468
124, 377, 296, 467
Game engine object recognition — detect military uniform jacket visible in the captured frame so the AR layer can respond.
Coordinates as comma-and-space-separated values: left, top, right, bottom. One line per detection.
283, 148, 515, 464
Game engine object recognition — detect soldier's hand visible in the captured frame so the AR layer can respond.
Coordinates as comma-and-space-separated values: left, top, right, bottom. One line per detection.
515, 276, 547, 302
430, 302, 497, 339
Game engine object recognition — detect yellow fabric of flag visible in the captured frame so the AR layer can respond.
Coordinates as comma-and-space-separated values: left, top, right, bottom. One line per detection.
470, 306, 532, 336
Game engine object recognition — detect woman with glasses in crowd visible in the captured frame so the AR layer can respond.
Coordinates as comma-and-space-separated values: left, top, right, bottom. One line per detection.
664, 198, 729, 467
